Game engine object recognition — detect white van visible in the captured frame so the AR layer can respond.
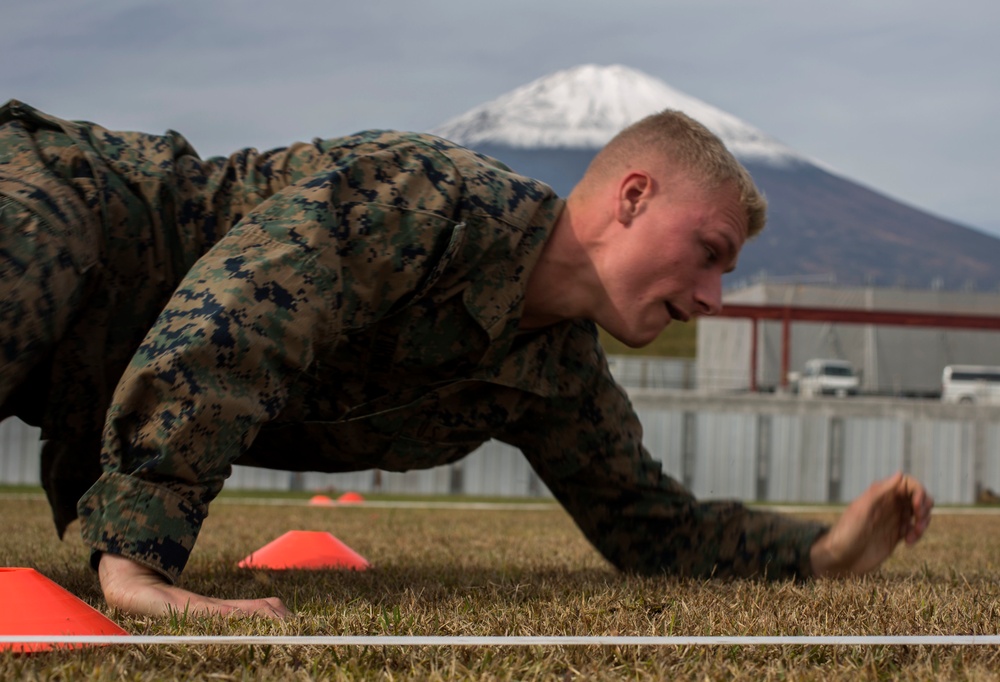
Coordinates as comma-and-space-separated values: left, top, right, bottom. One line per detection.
941, 365, 1000, 404
799, 359, 860, 398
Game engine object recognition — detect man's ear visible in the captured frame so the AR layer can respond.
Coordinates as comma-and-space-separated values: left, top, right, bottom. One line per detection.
616, 171, 652, 226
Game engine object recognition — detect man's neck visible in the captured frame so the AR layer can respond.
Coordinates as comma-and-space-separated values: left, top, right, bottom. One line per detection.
519, 201, 599, 330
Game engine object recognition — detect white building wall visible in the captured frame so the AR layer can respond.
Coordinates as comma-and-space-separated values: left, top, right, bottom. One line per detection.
699, 283, 1000, 394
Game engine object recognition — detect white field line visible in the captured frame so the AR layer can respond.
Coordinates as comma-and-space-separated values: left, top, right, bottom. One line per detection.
217, 499, 560, 511
0, 492, 557, 511
215, 500, 1000, 516
3, 491, 1000, 514
3, 635, 1000, 647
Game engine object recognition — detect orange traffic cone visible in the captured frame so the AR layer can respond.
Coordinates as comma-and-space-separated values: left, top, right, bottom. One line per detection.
308, 494, 334, 506
237, 531, 370, 571
337, 491, 365, 504
0, 567, 127, 653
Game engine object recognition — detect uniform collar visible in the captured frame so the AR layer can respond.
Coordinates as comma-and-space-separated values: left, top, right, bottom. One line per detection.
461, 195, 565, 342
458, 196, 570, 384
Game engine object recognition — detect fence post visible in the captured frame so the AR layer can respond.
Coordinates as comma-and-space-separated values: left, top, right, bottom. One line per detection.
901, 418, 913, 474
527, 470, 542, 497
449, 462, 465, 495
973, 419, 986, 501
755, 415, 772, 501
827, 416, 844, 503
682, 412, 697, 490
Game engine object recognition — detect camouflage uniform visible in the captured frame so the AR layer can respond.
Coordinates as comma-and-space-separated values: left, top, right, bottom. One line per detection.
68, 123, 828, 584
0, 99, 404, 533
0, 100, 827, 585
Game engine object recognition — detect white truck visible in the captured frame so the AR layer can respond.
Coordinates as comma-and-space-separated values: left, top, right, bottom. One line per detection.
798, 358, 860, 398
940, 365, 1000, 404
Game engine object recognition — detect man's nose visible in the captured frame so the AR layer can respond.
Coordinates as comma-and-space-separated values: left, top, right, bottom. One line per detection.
694, 274, 723, 316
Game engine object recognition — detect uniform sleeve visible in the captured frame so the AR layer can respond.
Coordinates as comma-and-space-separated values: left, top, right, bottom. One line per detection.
78, 139, 466, 581
505, 330, 828, 581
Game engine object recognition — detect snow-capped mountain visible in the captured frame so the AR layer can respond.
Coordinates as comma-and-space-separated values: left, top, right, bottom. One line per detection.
431, 64, 802, 165
429, 65, 1000, 290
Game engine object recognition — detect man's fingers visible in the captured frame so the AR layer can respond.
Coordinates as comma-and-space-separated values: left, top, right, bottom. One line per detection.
171, 594, 291, 620
222, 597, 292, 619
893, 472, 933, 546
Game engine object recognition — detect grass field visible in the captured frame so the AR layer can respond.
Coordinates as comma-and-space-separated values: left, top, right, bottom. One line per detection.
2, 490, 1000, 680
598, 320, 697, 358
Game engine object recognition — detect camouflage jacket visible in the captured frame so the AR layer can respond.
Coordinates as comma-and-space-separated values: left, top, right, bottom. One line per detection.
75, 128, 827, 583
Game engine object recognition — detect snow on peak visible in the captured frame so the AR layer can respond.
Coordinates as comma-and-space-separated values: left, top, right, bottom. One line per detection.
431, 64, 803, 165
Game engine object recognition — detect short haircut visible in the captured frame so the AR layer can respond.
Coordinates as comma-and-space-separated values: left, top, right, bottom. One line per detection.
584, 110, 767, 237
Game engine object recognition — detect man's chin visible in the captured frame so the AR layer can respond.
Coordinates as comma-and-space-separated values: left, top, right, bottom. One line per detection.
615, 325, 664, 349
599, 312, 669, 349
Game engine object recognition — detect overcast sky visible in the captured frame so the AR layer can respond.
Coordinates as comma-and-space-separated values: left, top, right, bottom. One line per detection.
3, 0, 997, 236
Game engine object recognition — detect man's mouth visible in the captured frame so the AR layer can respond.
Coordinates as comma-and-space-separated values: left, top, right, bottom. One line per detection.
665, 302, 689, 323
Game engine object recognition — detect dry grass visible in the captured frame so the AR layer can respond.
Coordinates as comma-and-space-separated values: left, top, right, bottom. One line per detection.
2, 492, 1000, 680
598, 320, 697, 358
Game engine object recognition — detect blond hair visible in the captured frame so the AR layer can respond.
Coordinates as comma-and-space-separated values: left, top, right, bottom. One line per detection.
582, 110, 767, 237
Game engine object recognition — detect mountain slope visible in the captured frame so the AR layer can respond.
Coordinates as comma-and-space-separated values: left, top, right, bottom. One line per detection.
738, 161, 1000, 288
432, 65, 1000, 290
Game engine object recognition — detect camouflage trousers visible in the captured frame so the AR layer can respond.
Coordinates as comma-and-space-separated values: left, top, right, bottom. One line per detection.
0, 190, 107, 529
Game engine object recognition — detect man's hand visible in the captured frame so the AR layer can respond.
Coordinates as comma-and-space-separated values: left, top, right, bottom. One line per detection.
98, 553, 291, 619
810, 471, 933, 578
